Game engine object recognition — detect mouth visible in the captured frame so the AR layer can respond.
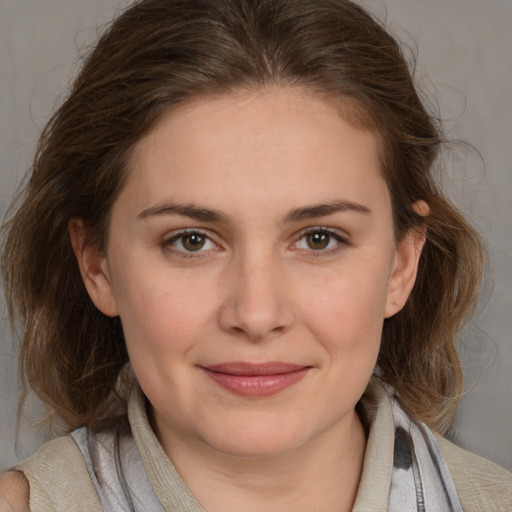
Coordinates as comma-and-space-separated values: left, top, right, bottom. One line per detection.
200, 362, 311, 397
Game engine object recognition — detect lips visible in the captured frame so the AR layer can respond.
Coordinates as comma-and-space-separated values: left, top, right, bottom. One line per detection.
200, 362, 310, 397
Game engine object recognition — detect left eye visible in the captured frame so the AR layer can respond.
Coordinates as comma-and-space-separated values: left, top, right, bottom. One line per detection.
167, 231, 217, 253
295, 230, 343, 251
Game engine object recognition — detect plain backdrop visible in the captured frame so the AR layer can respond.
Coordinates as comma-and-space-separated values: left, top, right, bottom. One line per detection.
1, 0, 511, 472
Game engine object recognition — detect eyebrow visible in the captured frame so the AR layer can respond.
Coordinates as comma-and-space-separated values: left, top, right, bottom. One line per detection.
137, 199, 370, 223
284, 200, 371, 222
138, 203, 225, 222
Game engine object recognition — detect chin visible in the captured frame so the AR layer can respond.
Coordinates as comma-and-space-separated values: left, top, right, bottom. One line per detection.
203, 418, 308, 459
211, 437, 303, 460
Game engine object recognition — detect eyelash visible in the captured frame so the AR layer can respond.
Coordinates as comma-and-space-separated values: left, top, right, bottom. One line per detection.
292, 227, 348, 257
162, 229, 222, 258
161, 227, 349, 258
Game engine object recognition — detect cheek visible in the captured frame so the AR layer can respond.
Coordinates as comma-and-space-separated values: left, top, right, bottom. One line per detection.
124, 295, 203, 350
297, 255, 393, 375
109, 259, 213, 358
303, 258, 391, 334
116, 280, 212, 402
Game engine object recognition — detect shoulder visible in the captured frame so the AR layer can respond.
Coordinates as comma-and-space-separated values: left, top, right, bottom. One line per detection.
0, 471, 29, 512
436, 434, 512, 511
15, 435, 101, 512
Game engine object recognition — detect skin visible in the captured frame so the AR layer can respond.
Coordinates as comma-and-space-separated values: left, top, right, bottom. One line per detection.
68, 87, 425, 511
0, 472, 29, 512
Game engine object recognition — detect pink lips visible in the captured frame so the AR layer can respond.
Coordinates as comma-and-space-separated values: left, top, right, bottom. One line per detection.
201, 362, 310, 397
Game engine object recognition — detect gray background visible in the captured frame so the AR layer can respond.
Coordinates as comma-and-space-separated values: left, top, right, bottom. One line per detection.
1, 1, 511, 472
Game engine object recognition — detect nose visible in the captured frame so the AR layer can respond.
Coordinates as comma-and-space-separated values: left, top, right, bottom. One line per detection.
218, 251, 295, 342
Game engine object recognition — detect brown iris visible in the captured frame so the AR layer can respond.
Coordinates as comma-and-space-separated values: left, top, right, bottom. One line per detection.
181, 233, 206, 251
306, 231, 331, 250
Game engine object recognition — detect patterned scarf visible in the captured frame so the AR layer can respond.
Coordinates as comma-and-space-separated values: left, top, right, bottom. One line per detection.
387, 392, 463, 511
72, 384, 464, 511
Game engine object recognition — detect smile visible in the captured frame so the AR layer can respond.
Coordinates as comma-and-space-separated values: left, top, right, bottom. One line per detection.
200, 362, 311, 397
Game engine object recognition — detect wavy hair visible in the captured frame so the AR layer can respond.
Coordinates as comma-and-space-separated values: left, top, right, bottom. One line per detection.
1, 0, 484, 434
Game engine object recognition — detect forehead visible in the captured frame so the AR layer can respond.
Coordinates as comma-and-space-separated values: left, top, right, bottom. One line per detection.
122, 87, 389, 218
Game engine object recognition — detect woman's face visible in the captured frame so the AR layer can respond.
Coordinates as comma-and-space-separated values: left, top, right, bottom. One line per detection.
76, 87, 423, 459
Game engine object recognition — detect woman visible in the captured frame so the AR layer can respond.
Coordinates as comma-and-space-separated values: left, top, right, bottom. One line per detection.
1, 0, 511, 510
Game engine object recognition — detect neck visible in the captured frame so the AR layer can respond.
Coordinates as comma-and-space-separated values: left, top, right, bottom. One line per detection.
155, 409, 366, 512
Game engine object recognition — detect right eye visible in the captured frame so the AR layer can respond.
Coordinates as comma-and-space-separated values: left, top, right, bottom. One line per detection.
164, 230, 219, 255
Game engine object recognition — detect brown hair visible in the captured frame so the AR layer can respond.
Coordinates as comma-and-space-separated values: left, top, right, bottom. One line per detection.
1, 0, 484, 434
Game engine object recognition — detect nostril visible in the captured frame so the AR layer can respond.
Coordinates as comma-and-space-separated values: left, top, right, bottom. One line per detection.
218, 298, 295, 342
217, 261, 295, 341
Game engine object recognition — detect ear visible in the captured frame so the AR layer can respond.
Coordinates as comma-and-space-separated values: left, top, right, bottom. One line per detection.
385, 201, 429, 318
69, 219, 119, 317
